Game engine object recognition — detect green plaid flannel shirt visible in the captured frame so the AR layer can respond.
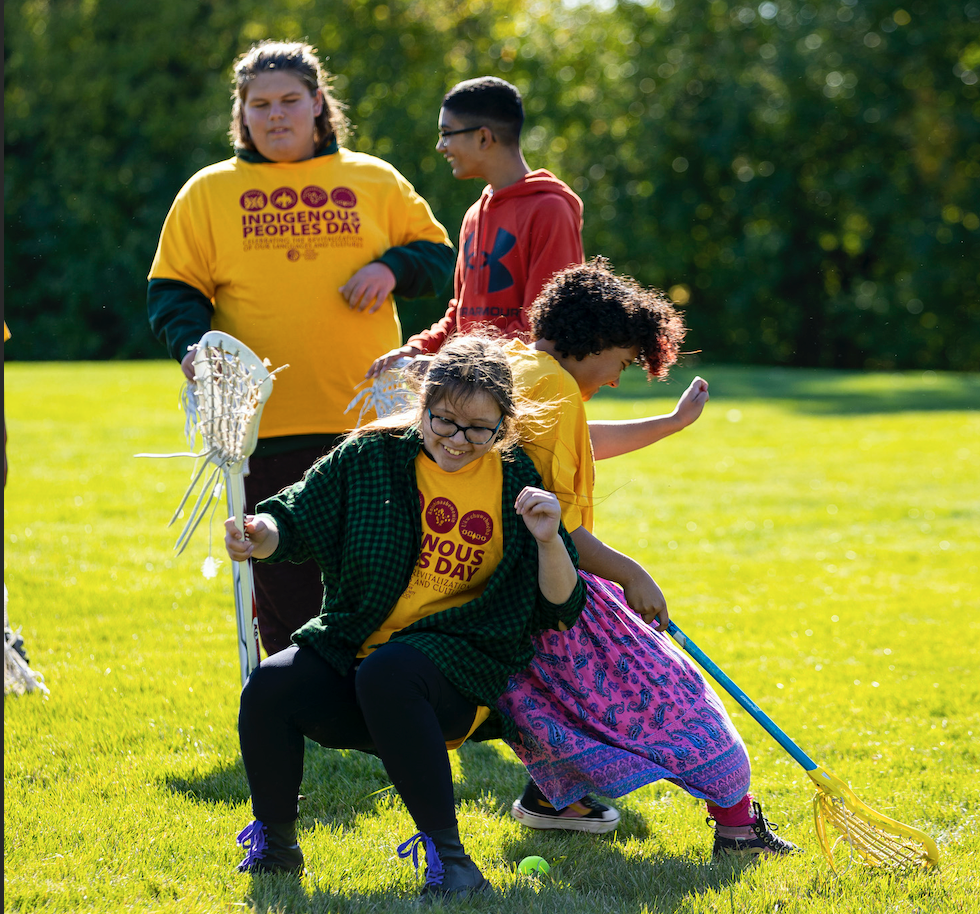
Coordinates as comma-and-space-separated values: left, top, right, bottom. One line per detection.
256, 428, 585, 740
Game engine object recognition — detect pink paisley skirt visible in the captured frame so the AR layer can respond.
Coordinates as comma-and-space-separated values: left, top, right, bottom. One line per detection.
497, 572, 751, 809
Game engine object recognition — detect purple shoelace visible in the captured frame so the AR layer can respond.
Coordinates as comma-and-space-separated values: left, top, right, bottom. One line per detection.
236, 820, 268, 871
396, 831, 445, 887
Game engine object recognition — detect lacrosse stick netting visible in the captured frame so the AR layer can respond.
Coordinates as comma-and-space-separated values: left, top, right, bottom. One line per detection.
189, 332, 284, 683
666, 621, 939, 871
137, 331, 285, 683
345, 357, 417, 425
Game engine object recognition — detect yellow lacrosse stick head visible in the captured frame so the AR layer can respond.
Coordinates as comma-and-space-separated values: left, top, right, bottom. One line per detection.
807, 765, 939, 871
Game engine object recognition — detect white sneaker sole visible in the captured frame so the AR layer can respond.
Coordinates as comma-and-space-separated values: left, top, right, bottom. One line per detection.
510, 800, 620, 834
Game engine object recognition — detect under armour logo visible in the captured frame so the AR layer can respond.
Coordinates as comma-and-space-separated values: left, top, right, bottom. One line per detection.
464, 228, 516, 293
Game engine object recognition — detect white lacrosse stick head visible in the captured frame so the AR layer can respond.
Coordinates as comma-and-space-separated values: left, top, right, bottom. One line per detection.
192, 331, 276, 469
345, 356, 417, 427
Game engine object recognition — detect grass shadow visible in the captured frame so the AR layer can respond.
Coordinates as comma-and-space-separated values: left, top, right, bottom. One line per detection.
600, 363, 980, 415
499, 832, 751, 912
238, 835, 753, 914
164, 756, 251, 806
453, 739, 529, 804
451, 740, 653, 842
163, 742, 395, 824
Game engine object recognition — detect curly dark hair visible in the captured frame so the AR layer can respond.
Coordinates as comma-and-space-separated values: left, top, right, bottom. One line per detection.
528, 257, 687, 379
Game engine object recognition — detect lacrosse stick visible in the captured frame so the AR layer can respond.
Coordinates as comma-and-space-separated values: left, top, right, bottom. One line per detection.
138, 332, 285, 684
666, 620, 939, 871
345, 356, 417, 425
187, 332, 286, 684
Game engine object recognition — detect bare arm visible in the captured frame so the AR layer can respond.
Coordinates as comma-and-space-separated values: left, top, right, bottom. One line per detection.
589, 376, 709, 460
570, 526, 668, 630
515, 486, 579, 605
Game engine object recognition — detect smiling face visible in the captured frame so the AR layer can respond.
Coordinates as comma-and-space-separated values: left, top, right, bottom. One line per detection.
421, 391, 503, 472
241, 70, 323, 163
435, 107, 487, 180
563, 345, 640, 401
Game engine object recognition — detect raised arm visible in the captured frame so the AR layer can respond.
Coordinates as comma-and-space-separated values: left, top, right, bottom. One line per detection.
589, 376, 708, 461
515, 486, 578, 605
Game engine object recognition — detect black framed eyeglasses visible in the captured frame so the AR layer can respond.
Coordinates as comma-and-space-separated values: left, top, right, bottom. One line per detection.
437, 125, 484, 140
427, 409, 503, 445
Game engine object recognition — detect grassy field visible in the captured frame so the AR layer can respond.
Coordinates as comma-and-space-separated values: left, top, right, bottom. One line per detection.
3, 360, 978, 914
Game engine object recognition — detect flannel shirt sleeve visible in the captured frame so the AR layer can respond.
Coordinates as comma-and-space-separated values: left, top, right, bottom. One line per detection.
257, 448, 348, 575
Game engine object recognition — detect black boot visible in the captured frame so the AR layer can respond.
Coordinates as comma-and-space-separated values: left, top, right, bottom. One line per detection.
236, 819, 304, 874
397, 827, 490, 900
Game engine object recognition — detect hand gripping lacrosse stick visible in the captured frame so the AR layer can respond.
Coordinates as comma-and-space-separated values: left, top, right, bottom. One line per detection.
184, 332, 286, 684
666, 621, 939, 871
138, 333, 285, 684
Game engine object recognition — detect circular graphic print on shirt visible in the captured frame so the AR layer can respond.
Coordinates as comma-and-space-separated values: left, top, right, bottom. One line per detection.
425, 497, 458, 534
271, 187, 298, 210
331, 187, 357, 208
459, 511, 494, 545
301, 185, 329, 207
240, 189, 268, 211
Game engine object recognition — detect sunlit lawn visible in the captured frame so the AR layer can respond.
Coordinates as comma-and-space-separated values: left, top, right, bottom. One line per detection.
3, 360, 978, 913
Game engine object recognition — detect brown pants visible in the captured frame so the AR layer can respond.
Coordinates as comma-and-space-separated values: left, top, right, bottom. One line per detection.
243, 442, 339, 656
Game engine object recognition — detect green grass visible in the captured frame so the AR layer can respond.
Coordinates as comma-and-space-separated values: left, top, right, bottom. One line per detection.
4, 360, 978, 914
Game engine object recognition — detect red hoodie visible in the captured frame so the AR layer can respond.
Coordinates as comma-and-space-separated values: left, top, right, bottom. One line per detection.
408, 170, 584, 352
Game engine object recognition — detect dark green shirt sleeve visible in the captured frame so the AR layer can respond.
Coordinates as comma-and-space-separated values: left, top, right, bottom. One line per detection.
376, 240, 455, 299
147, 277, 214, 362
257, 446, 347, 588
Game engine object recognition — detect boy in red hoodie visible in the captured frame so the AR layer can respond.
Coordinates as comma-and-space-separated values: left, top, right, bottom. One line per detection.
368, 77, 584, 374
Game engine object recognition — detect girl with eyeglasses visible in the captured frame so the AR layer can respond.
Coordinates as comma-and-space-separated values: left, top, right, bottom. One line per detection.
224, 334, 584, 899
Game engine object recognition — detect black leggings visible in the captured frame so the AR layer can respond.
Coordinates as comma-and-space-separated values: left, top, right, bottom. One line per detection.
239, 642, 477, 833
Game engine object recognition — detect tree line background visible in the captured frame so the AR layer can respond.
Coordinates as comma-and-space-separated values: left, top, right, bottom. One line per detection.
5, 0, 979, 370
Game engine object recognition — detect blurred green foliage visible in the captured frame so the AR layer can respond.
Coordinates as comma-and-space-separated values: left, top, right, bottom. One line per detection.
5, 0, 979, 368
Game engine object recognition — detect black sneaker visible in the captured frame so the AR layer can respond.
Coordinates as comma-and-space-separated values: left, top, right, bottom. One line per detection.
511, 780, 620, 834
709, 801, 799, 859
236, 819, 304, 874
397, 828, 491, 902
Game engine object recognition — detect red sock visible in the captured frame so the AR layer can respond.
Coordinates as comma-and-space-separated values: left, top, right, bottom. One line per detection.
706, 794, 755, 827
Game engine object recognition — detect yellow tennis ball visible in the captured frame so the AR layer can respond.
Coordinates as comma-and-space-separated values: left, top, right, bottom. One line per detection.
517, 855, 551, 877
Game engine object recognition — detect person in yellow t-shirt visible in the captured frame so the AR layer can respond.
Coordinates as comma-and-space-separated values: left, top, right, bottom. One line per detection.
223, 335, 584, 899
147, 41, 454, 656
498, 259, 797, 860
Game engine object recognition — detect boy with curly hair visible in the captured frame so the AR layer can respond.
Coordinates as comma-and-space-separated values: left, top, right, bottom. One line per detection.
498, 258, 796, 860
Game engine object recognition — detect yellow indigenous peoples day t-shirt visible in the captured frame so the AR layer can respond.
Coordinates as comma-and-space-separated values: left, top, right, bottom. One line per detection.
148, 150, 452, 437
504, 339, 595, 534
360, 450, 505, 748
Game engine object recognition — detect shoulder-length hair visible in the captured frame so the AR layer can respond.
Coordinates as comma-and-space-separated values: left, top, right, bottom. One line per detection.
229, 40, 349, 153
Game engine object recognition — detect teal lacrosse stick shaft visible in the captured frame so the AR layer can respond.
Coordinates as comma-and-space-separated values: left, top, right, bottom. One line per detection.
666, 621, 817, 772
